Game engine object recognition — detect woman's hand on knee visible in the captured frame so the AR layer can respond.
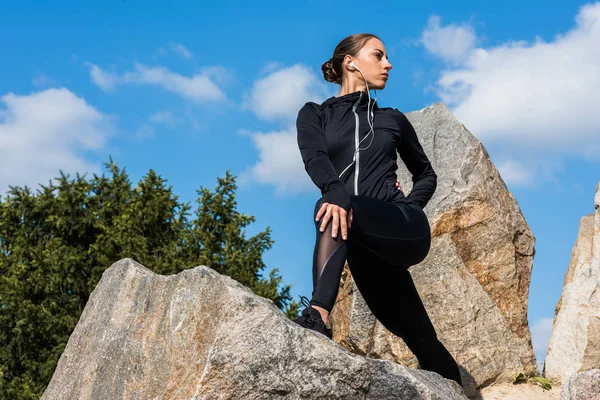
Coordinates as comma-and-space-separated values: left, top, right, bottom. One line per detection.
316, 202, 352, 240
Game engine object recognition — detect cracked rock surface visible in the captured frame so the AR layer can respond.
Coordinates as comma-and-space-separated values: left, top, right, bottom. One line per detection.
561, 369, 600, 400
545, 182, 600, 383
42, 258, 467, 400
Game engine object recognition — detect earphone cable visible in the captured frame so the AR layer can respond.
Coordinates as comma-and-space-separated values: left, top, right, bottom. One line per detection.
337, 65, 378, 179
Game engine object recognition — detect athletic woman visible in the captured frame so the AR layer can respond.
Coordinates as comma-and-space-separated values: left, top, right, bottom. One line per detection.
292, 33, 462, 386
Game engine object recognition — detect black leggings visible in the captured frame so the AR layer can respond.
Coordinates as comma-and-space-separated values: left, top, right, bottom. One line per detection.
309, 195, 462, 386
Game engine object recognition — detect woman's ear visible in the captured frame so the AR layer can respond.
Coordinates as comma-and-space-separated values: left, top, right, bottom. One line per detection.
344, 55, 355, 71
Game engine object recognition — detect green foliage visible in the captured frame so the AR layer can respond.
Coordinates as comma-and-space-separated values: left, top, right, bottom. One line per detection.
511, 372, 554, 391
0, 157, 300, 399
512, 372, 527, 383
530, 376, 552, 390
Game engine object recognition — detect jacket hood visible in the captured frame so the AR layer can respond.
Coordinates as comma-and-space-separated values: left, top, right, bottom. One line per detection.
321, 90, 379, 110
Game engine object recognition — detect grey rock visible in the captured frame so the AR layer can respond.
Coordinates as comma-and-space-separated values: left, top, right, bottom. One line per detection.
42, 258, 467, 400
545, 182, 600, 383
561, 369, 600, 400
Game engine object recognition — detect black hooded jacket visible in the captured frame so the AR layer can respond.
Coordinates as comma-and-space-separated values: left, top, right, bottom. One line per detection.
296, 90, 437, 211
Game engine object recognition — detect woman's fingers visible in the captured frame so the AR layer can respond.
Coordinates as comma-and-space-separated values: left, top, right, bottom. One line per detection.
395, 180, 402, 191
331, 211, 340, 238
316, 202, 328, 222
320, 206, 332, 232
340, 209, 348, 240
317, 203, 349, 240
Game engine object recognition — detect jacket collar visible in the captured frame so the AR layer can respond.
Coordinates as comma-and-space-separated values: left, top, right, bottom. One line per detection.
321, 90, 378, 110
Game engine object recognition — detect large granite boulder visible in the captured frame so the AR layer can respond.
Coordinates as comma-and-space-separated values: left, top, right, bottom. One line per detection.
561, 369, 600, 400
43, 258, 467, 399
329, 103, 537, 397
544, 182, 600, 383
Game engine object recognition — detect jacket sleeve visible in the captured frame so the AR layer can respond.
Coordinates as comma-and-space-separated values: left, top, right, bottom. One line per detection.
296, 102, 351, 211
394, 109, 437, 209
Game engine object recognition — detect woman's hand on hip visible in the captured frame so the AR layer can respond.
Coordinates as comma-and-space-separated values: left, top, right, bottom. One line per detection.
316, 202, 353, 240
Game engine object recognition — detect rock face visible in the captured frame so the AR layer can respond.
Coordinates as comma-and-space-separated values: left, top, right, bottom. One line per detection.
329, 103, 537, 397
544, 182, 600, 383
561, 369, 600, 400
43, 258, 467, 400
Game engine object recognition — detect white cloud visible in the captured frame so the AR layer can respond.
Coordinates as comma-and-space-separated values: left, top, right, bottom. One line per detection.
124, 63, 227, 103
422, 15, 477, 64
170, 42, 193, 59
133, 124, 155, 141
149, 111, 174, 124
530, 317, 554, 373
240, 64, 334, 193
497, 155, 565, 188
148, 110, 181, 127
0, 88, 113, 194
427, 2, 600, 186
87, 63, 120, 91
259, 61, 286, 75
496, 159, 536, 186
32, 74, 58, 88
147, 110, 185, 131
436, 2, 600, 146
156, 47, 167, 57
198, 65, 234, 86
87, 62, 228, 103
243, 64, 330, 122
238, 125, 314, 196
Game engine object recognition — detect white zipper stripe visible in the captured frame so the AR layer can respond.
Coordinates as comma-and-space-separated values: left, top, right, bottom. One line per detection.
351, 92, 362, 195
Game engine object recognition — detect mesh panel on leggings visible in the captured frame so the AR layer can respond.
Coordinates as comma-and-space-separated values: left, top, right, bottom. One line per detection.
310, 222, 348, 311
313, 223, 342, 287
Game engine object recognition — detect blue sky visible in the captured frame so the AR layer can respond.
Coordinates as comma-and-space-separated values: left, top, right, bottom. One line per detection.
1, 0, 599, 370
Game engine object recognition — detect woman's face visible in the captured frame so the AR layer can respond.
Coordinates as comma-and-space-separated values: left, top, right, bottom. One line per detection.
350, 38, 393, 90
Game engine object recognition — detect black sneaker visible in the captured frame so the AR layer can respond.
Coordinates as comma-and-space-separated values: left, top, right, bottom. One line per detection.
292, 295, 332, 339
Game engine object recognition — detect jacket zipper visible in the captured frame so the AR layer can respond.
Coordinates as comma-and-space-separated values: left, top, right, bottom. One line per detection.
351, 92, 362, 195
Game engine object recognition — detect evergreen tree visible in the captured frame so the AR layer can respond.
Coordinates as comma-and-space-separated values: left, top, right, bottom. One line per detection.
0, 157, 300, 399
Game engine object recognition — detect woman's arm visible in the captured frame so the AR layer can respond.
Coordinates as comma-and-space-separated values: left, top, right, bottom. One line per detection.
394, 109, 437, 209
296, 102, 351, 211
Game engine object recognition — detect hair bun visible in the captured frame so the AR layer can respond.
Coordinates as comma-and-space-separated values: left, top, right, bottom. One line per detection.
321, 58, 338, 83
